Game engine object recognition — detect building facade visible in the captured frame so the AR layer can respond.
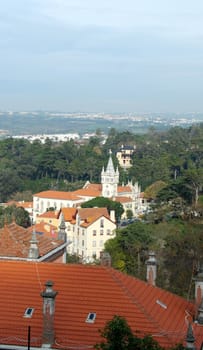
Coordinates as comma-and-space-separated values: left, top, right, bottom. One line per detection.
59, 207, 116, 261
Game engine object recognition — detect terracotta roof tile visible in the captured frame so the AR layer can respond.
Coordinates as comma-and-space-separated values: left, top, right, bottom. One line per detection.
0, 222, 64, 259
83, 183, 102, 191
0, 261, 201, 349
78, 207, 109, 220
115, 196, 133, 203
74, 188, 102, 197
118, 185, 132, 193
60, 207, 77, 222
37, 210, 59, 219
34, 190, 81, 201
31, 223, 57, 237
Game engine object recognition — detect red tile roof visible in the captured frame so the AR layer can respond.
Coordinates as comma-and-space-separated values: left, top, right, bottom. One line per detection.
78, 207, 109, 220
115, 196, 133, 203
83, 183, 102, 191
59, 207, 77, 222
78, 208, 111, 228
74, 188, 102, 197
34, 190, 81, 201
0, 261, 201, 349
118, 185, 132, 193
37, 210, 59, 219
5, 200, 33, 209
0, 222, 64, 260
30, 222, 57, 237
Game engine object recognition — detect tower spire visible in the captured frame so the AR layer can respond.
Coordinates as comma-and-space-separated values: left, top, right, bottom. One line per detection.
101, 150, 119, 198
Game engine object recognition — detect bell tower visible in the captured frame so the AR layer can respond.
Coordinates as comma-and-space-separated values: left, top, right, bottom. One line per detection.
101, 150, 119, 198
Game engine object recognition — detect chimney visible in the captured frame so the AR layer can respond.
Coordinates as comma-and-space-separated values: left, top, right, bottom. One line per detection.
58, 214, 66, 241
41, 281, 58, 347
100, 251, 111, 267
185, 323, 196, 349
28, 228, 39, 259
110, 210, 115, 222
146, 251, 157, 286
194, 262, 203, 320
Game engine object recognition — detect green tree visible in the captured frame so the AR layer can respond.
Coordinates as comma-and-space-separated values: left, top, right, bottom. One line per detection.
0, 205, 31, 228
95, 315, 165, 350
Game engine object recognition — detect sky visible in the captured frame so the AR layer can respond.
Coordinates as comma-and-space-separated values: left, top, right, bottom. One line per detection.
0, 0, 203, 113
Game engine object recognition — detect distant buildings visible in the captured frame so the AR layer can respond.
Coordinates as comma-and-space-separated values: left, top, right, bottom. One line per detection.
12, 133, 80, 143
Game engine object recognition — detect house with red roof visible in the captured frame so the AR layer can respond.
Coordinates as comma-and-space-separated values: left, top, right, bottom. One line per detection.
0, 260, 202, 349
0, 222, 68, 263
59, 207, 116, 262
33, 190, 84, 221
36, 210, 60, 228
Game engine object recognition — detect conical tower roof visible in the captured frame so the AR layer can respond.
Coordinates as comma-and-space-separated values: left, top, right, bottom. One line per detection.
105, 150, 115, 174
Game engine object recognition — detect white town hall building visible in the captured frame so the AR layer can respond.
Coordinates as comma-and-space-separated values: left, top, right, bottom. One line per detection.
33, 151, 144, 222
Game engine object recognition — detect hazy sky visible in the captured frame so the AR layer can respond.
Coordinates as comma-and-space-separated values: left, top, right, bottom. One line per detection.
0, 0, 203, 112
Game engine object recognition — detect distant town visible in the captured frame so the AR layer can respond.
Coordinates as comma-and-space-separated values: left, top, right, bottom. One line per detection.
0, 110, 202, 138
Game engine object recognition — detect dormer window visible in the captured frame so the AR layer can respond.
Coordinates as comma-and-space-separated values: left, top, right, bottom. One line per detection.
86, 312, 96, 323
24, 307, 34, 318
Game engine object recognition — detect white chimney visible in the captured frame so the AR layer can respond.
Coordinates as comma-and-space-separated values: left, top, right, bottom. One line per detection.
146, 251, 157, 286
110, 210, 115, 222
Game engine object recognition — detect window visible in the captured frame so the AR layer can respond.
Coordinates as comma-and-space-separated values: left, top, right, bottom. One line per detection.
107, 229, 111, 235
100, 219, 104, 228
24, 308, 34, 318
86, 312, 96, 323
100, 230, 104, 235
92, 241, 96, 247
93, 230, 96, 236
82, 240, 84, 247
100, 240, 103, 247
82, 229, 85, 235
67, 226, 71, 231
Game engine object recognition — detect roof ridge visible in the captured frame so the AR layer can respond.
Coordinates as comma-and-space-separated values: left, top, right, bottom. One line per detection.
107, 268, 172, 341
